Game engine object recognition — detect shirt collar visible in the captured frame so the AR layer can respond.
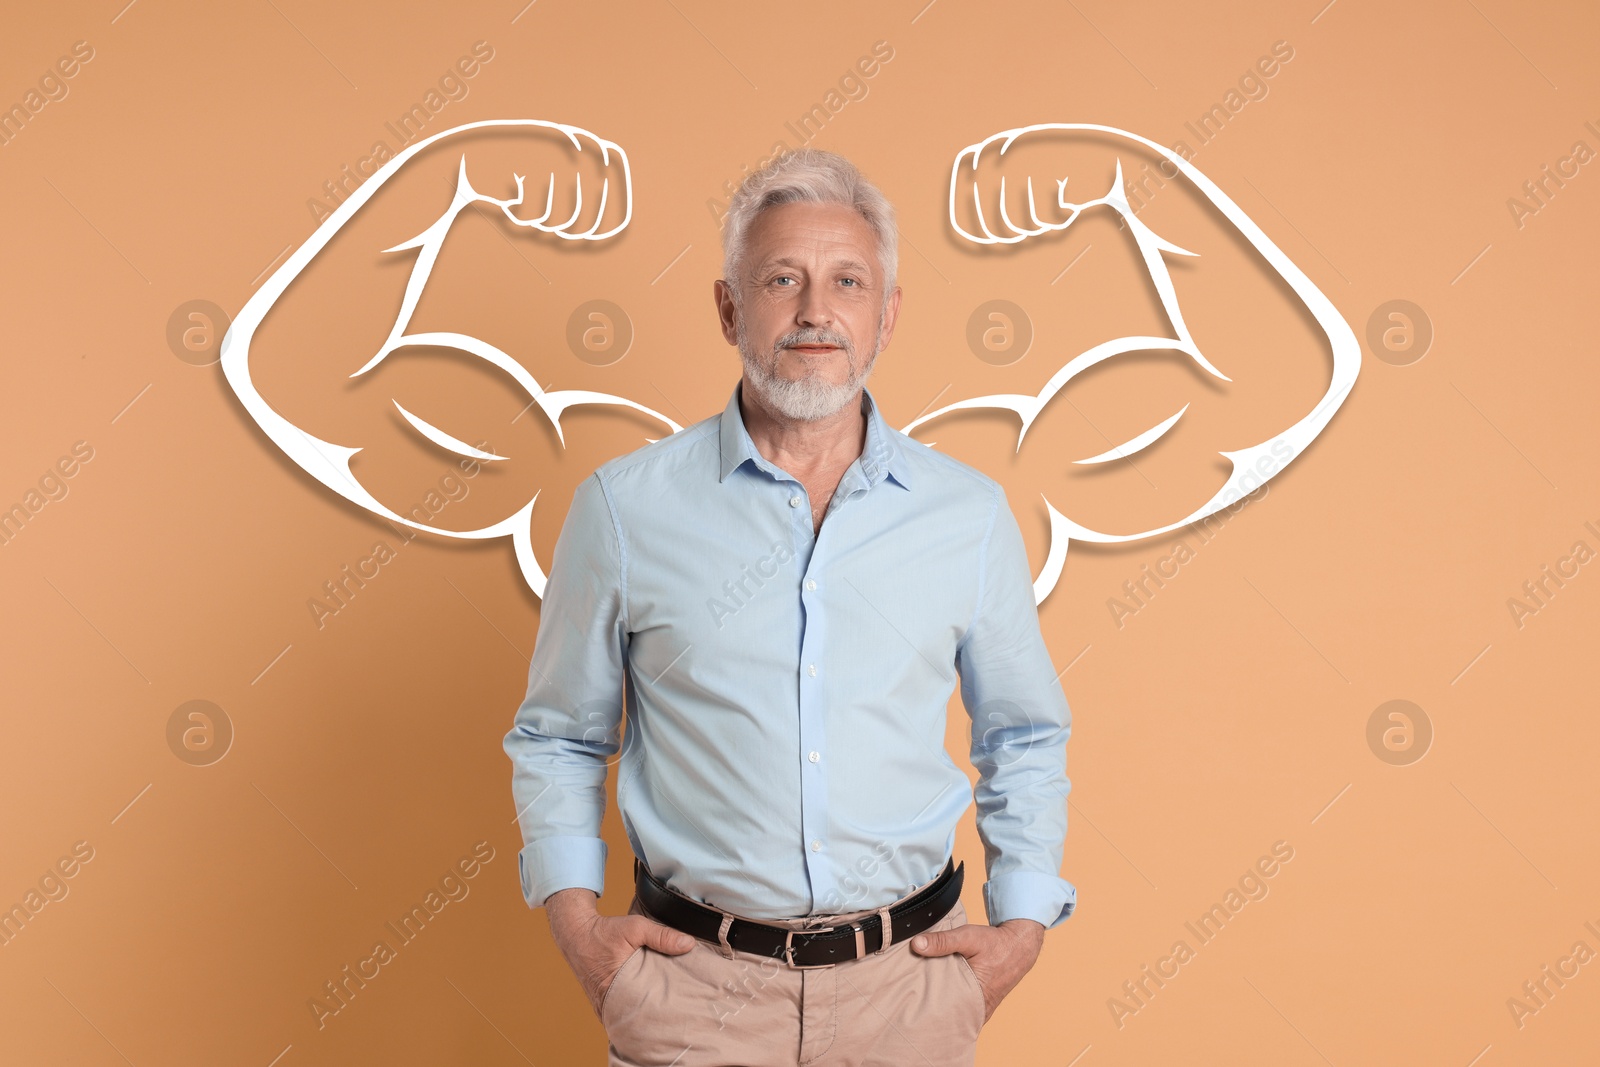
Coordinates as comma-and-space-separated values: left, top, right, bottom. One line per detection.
717, 379, 912, 491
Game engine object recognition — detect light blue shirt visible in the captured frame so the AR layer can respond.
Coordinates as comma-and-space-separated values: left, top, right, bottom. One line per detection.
504, 381, 1076, 928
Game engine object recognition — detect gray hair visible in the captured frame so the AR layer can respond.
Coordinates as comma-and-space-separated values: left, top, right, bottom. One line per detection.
721, 148, 898, 304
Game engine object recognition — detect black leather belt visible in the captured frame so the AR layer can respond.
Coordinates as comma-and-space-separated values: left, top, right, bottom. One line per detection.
633, 857, 963, 968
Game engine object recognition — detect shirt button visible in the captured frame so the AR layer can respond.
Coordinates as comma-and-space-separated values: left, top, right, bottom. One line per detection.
788, 495, 803, 508
807, 664, 817, 677
808, 751, 820, 763
805, 579, 817, 591
811, 840, 822, 852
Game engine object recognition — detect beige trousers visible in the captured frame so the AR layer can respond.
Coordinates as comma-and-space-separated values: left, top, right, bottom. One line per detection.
600, 891, 986, 1066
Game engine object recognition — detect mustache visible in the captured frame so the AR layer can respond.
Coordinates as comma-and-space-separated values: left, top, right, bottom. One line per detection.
776, 328, 854, 355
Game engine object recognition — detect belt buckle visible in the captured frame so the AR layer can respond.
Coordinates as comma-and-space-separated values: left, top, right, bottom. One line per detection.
781, 925, 838, 969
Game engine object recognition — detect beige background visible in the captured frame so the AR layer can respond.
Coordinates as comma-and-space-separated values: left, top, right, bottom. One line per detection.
2, 0, 1597, 1063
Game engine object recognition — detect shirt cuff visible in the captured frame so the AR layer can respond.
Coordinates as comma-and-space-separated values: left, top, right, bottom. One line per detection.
518, 836, 608, 908
982, 870, 1077, 928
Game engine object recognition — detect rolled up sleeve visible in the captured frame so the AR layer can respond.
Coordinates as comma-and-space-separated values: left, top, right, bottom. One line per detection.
956, 483, 1077, 928
502, 472, 629, 909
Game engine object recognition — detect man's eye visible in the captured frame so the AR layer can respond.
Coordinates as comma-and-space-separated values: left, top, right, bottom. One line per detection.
773, 276, 795, 286
839, 277, 859, 287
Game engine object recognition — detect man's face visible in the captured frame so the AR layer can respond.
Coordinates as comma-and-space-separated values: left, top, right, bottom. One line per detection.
716, 201, 902, 421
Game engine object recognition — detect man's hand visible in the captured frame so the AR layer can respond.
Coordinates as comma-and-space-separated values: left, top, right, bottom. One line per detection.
544, 888, 696, 1016
911, 917, 1046, 1023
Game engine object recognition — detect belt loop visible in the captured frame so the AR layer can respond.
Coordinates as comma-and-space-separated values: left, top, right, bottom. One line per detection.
716, 913, 736, 960
875, 906, 893, 954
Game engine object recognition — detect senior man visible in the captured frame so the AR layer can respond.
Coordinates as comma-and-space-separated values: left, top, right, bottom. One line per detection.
504, 147, 1075, 1066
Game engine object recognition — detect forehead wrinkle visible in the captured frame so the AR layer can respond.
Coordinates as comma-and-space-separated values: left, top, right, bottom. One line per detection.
745, 205, 882, 275
759, 252, 875, 273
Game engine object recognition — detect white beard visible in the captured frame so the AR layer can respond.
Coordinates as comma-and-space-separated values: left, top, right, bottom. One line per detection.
737, 312, 881, 422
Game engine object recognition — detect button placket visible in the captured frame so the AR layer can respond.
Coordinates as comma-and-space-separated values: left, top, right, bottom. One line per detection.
795, 482, 833, 907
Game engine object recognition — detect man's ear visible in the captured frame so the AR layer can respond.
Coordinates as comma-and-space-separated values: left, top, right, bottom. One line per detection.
877, 285, 903, 353
714, 279, 741, 345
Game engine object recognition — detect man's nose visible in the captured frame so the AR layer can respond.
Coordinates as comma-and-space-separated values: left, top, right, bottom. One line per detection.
795, 283, 836, 329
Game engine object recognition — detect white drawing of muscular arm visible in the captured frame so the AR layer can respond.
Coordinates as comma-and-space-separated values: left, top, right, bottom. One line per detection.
905, 124, 1360, 603
221, 121, 681, 597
